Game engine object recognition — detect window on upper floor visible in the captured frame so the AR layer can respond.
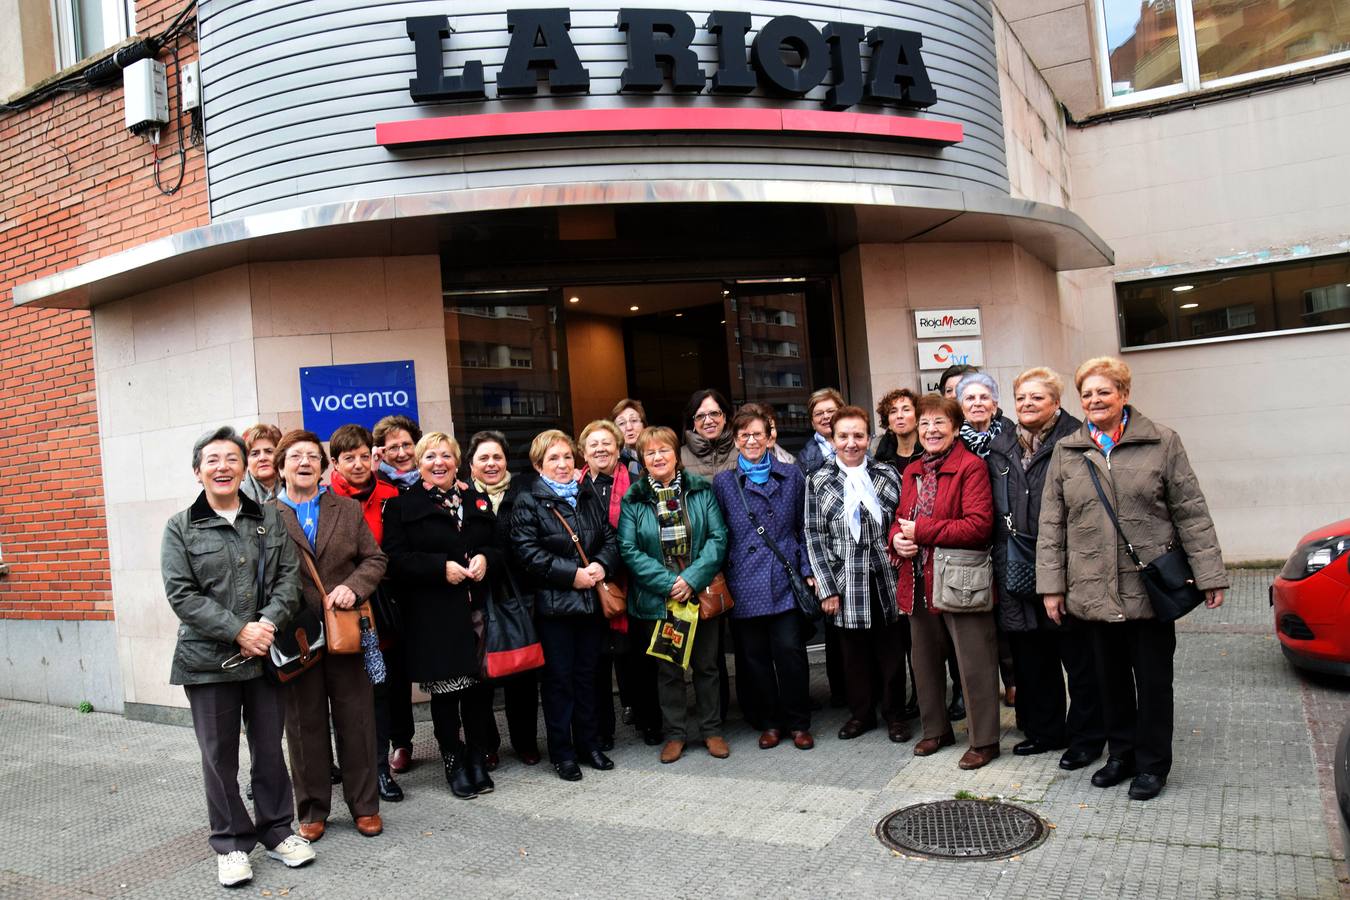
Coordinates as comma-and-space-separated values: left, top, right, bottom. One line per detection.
1097, 0, 1350, 106
1116, 252, 1350, 349
54, 0, 135, 70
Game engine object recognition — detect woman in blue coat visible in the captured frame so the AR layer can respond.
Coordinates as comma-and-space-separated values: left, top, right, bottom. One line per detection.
713, 405, 815, 750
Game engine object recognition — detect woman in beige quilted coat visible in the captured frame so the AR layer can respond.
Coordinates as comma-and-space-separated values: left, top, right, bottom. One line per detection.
1037, 356, 1227, 802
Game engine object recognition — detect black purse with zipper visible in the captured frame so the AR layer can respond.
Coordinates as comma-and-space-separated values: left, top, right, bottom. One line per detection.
1084, 462, 1204, 622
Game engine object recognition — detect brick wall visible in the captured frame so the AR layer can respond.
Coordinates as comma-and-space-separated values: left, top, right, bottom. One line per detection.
0, 0, 209, 621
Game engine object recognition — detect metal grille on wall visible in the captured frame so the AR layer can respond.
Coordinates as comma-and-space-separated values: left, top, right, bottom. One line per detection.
197, 0, 1009, 219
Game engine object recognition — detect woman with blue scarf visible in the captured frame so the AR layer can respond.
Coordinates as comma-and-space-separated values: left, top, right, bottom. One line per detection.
713, 405, 816, 750
510, 430, 622, 782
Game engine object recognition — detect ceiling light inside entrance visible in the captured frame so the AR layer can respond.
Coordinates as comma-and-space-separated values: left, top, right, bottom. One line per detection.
629, 305, 639, 311
569, 296, 580, 303
1172, 284, 1194, 293
1180, 302, 1199, 309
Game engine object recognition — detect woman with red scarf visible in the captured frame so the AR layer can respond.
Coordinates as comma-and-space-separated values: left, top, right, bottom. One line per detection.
889, 393, 1001, 770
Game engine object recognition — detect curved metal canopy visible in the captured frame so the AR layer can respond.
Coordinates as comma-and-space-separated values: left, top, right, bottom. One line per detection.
12, 180, 1112, 309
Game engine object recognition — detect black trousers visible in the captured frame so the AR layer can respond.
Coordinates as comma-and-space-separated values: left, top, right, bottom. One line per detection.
836, 589, 910, 726
595, 650, 617, 741
485, 671, 540, 755
537, 614, 606, 763
824, 622, 846, 703
1010, 626, 1105, 754
1091, 618, 1176, 776
621, 623, 662, 733
732, 610, 811, 733
382, 641, 415, 751
185, 678, 295, 855
430, 684, 496, 760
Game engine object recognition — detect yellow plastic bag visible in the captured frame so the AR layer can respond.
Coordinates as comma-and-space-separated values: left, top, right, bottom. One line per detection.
646, 599, 699, 669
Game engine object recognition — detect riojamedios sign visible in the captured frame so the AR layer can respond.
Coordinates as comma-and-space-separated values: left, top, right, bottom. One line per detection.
405, 8, 937, 112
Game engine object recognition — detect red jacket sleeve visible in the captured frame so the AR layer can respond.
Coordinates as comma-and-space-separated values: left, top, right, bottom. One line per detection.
887, 469, 917, 564
912, 457, 993, 549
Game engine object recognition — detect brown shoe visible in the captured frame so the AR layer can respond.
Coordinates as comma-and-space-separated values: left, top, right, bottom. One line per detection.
389, 746, 412, 774
837, 718, 875, 740
791, 730, 815, 750
297, 820, 326, 842
913, 731, 956, 756
1004, 686, 1017, 708
660, 740, 685, 764
887, 721, 912, 743
958, 744, 1001, 770
355, 814, 383, 837
758, 728, 782, 750
705, 736, 730, 758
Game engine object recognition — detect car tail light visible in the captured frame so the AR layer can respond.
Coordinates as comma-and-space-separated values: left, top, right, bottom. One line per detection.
1280, 535, 1350, 581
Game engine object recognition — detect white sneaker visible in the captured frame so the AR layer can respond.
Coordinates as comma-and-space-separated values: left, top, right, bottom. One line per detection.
217, 851, 253, 887
266, 834, 316, 868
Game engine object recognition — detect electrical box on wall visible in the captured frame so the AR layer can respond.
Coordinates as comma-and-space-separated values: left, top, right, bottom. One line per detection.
123, 59, 169, 136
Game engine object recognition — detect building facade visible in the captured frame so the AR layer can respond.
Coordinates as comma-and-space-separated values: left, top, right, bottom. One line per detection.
1, 0, 1345, 716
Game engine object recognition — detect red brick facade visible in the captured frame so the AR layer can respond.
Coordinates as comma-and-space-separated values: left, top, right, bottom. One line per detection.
0, 1, 209, 620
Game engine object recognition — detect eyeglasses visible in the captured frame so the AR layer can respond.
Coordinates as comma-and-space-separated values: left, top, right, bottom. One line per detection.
812, 408, 837, 421
643, 446, 676, 459
285, 451, 323, 463
614, 414, 643, 428
384, 441, 414, 454
693, 411, 724, 423
736, 431, 767, 444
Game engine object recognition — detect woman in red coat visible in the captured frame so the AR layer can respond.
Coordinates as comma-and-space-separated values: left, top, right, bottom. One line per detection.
889, 393, 1000, 770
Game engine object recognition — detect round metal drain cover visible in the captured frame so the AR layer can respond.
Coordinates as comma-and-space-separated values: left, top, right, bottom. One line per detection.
876, 800, 1048, 861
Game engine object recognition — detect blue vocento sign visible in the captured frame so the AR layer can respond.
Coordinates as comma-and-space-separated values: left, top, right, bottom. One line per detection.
299, 360, 419, 438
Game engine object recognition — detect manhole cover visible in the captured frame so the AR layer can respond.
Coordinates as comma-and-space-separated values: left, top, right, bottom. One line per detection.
876, 799, 1048, 861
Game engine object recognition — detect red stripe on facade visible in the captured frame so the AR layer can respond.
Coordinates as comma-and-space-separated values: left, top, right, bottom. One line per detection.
375, 107, 963, 147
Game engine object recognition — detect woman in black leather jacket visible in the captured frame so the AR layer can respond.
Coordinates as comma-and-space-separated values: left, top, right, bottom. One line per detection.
509, 429, 622, 782
985, 367, 1104, 771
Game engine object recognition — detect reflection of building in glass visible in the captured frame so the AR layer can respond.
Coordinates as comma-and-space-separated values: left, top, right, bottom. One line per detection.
1108, 0, 1181, 93
1193, 0, 1350, 80
445, 303, 563, 424
732, 291, 812, 430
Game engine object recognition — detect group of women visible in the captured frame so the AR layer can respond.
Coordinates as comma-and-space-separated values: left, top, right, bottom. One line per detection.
165, 353, 1229, 884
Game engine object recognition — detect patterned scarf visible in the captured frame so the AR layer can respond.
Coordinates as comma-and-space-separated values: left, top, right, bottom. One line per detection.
836, 457, 883, 542
737, 453, 772, 485
1016, 410, 1061, 471
278, 486, 325, 549
959, 415, 1005, 458
541, 475, 579, 508
913, 446, 954, 573
649, 472, 689, 566
422, 481, 464, 526
379, 461, 421, 488
1088, 407, 1130, 457
472, 471, 512, 514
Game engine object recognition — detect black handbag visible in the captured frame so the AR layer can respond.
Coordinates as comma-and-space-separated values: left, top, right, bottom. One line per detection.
1084, 463, 1204, 623
224, 523, 325, 682
993, 464, 1038, 598
734, 475, 821, 621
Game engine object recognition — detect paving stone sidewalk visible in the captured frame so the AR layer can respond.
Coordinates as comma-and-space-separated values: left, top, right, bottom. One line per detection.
1, 569, 1346, 899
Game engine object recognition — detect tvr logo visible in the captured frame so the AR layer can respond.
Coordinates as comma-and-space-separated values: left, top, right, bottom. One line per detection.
932, 343, 972, 365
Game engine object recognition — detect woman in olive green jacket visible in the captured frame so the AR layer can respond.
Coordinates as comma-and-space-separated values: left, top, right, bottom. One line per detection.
618, 426, 729, 764
1037, 357, 1226, 802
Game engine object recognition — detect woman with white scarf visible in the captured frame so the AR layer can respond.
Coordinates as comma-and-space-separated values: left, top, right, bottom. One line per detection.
802, 406, 908, 743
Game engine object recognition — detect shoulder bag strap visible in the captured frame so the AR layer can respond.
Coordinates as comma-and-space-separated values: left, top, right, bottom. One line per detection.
993, 462, 1017, 536
550, 506, 592, 567
298, 543, 328, 596
734, 474, 798, 577
1083, 459, 1145, 570
255, 525, 267, 606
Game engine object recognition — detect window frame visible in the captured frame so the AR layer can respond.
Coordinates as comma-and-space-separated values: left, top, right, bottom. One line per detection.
1093, 0, 1350, 109
52, 0, 134, 70
1114, 252, 1350, 352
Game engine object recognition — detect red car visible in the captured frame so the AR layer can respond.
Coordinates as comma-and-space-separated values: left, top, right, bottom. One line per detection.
1272, 517, 1350, 675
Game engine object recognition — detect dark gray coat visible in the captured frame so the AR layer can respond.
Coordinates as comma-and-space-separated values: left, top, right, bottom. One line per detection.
986, 410, 1081, 632
162, 492, 302, 686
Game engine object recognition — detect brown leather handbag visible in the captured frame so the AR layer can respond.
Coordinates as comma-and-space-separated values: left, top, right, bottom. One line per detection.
697, 572, 735, 620
300, 549, 373, 654
549, 507, 628, 619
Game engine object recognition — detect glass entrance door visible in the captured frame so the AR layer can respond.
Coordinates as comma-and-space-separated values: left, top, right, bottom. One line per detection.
444, 289, 571, 474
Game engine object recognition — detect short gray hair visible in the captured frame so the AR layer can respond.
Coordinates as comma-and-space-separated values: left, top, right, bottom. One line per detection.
192, 426, 247, 471
956, 372, 1000, 405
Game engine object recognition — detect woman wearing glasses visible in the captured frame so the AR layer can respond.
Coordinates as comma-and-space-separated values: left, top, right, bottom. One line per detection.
619, 426, 730, 763
272, 430, 388, 840
713, 406, 814, 750
680, 389, 737, 478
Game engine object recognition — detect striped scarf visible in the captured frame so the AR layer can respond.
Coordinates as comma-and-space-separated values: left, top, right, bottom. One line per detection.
959, 416, 1005, 458
1088, 408, 1130, 457
649, 473, 689, 566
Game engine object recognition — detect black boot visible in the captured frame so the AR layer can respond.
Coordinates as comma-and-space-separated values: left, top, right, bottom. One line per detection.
378, 764, 404, 802
442, 752, 477, 799
466, 752, 495, 795
947, 685, 966, 722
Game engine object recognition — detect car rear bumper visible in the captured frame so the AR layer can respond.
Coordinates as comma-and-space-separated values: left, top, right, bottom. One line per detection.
1281, 644, 1350, 677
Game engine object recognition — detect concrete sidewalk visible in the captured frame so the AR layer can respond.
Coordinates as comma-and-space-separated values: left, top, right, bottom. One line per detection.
1, 569, 1345, 898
